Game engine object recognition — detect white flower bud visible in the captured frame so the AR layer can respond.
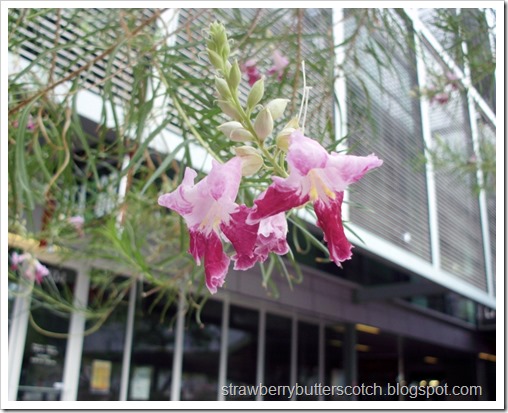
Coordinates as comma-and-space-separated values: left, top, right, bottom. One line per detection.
217, 100, 242, 121
215, 77, 231, 99
266, 99, 290, 120
247, 77, 264, 110
230, 128, 254, 142
253, 107, 273, 142
234, 146, 264, 176
228, 60, 241, 90
218, 121, 243, 138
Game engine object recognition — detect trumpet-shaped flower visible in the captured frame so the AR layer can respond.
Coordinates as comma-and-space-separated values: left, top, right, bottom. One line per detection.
248, 130, 382, 265
222, 208, 289, 270
267, 50, 289, 80
158, 157, 273, 294
241, 59, 262, 86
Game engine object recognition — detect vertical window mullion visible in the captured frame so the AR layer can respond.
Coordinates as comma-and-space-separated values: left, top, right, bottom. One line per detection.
170, 290, 186, 401
255, 308, 266, 401
119, 281, 137, 401
61, 264, 90, 401
217, 295, 230, 401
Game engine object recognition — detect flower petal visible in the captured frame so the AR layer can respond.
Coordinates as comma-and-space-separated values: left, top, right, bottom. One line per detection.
206, 157, 243, 201
248, 183, 308, 224
158, 167, 197, 215
287, 130, 328, 176
34, 261, 50, 284
189, 229, 230, 294
327, 153, 383, 186
221, 205, 260, 271
314, 193, 353, 265
254, 212, 290, 261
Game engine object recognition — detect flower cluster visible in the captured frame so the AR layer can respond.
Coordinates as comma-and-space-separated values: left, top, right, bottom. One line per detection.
241, 49, 289, 86
420, 71, 461, 106
158, 22, 382, 294
10, 252, 50, 284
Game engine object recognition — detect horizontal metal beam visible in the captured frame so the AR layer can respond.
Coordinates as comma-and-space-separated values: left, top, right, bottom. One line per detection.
354, 282, 447, 303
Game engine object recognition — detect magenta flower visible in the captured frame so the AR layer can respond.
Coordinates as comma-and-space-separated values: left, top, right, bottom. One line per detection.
221, 207, 289, 270
247, 130, 382, 265
431, 92, 450, 105
267, 50, 289, 80
254, 212, 290, 261
158, 157, 256, 294
241, 59, 262, 86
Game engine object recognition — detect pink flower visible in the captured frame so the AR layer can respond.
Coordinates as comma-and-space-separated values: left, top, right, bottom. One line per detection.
10, 252, 49, 284
241, 59, 262, 86
221, 207, 289, 270
158, 157, 254, 294
431, 92, 450, 105
247, 130, 382, 265
13, 115, 35, 131
10, 252, 28, 270
267, 50, 289, 80
254, 212, 290, 261
68, 215, 85, 237
32, 261, 50, 284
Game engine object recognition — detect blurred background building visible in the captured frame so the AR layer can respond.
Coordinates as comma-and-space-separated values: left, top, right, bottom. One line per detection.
7, 8, 496, 401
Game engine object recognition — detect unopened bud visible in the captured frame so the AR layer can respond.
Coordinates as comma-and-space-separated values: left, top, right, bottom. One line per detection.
228, 60, 241, 91
247, 77, 265, 110
253, 107, 273, 142
276, 133, 291, 152
234, 146, 264, 176
230, 128, 254, 142
218, 121, 243, 138
266, 99, 290, 120
207, 49, 224, 70
215, 77, 231, 99
276, 118, 300, 151
217, 100, 242, 121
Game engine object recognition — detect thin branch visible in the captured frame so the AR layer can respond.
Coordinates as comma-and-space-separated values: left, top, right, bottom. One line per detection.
8, 8, 165, 116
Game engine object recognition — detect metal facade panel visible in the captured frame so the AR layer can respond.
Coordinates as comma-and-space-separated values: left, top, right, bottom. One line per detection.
343, 11, 432, 262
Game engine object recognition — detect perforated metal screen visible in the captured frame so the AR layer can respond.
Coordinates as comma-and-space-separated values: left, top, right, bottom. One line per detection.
343, 10, 432, 262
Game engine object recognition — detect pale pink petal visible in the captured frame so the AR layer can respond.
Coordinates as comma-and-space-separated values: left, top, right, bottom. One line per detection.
158, 167, 197, 216
327, 153, 383, 186
287, 130, 328, 176
314, 194, 353, 264
254, 212, 290, 261
10, 252, 26, 270
34, 261, 50, 284
206, 157, 243, 201
268, 50, 289, 79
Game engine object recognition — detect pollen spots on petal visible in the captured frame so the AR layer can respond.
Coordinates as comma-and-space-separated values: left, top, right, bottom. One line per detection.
308, 169, 336, 203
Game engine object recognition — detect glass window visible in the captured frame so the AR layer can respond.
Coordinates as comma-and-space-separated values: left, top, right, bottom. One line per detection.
181, 300, 223, 401
264, 314, 292, 400
226, 305, 259, 400
17, 264, 75, 401
325, 324, 345, 400
77, 285, 130, 401
297, 321, 319, 400
128, 287, 177, 401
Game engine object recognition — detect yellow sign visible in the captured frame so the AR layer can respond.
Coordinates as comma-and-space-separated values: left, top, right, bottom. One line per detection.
90, 359, 112, 394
